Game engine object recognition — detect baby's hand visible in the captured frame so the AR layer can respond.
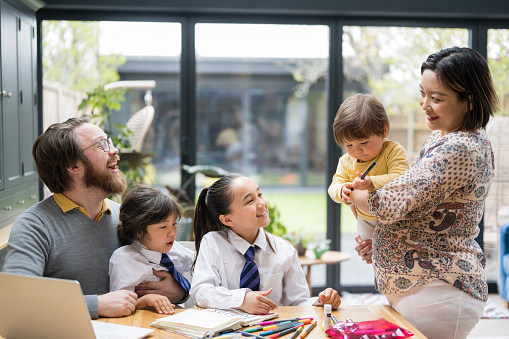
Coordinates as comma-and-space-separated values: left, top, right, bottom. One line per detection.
341, 183, 354, 204
318, 288, 341, 309
144, 294, 175, 314
352, 173, 374, 191
240, 289, 278, 315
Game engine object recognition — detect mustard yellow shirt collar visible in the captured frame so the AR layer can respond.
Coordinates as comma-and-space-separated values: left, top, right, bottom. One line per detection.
53, 192, 112, 222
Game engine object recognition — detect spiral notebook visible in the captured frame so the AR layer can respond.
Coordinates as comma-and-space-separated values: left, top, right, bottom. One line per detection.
151, 306, 279, 338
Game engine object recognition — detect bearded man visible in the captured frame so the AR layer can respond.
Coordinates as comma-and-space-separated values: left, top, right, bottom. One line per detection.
3, 117, 185, 318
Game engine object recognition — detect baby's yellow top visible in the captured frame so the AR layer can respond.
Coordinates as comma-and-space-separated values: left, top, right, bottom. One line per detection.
328, 139, 409, 221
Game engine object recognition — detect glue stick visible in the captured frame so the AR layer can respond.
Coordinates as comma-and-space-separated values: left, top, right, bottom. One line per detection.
323, 304, 332, 331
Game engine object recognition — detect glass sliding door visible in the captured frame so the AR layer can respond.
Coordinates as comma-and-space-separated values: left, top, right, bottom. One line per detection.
485, 28, 509, 283
340, 26, 469, 286
195, 23, 330, 286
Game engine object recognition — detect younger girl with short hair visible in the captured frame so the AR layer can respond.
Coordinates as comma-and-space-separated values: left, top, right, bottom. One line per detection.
190, 175, 341, 315
109, 185, 195, 314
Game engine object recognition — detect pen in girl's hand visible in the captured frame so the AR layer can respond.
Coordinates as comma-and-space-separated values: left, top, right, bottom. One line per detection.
351, 161, 376, 191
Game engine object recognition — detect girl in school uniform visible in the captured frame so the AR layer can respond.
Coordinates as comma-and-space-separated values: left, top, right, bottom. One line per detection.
109, 185, 195, 314
189, 175, 341, 315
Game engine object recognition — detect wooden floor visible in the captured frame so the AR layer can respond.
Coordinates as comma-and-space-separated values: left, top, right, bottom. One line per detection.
467, 294, 509, 339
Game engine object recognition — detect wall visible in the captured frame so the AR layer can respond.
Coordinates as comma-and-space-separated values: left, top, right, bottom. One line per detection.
43, 83, 84, 131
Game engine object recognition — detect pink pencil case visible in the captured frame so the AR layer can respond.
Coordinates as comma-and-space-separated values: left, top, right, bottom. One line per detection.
325, 318, 414, 339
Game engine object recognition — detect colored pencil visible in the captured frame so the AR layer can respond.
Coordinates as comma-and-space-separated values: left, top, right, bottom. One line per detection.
267, 325, 304, 339
259, 318, 312, 326
300, 321, 317, 339
244, 323, 285, 333
331, 315, 339, 325
247, 319, 312, 333
212, 334, 243, 339
237, 330, 268, 339
290, 326, 304, 339
259, 324, 305, 336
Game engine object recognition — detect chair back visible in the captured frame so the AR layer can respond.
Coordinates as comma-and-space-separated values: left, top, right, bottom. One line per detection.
125, 105, 155, 152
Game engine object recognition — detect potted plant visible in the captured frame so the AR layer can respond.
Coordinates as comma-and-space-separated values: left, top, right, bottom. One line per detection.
283, 231, 308, 257
167, 164, 230, 241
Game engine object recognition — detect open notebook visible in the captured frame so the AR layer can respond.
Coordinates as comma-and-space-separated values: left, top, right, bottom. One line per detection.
0, 273, 153, 339
152, 306, 279, 338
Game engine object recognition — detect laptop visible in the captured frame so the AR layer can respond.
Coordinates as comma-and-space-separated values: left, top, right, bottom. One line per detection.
0, 273, 153, 339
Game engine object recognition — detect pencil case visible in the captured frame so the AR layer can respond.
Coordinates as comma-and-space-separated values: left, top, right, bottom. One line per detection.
324, 318, 414, 339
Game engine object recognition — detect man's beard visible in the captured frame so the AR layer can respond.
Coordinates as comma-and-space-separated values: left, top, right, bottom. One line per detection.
83, 158, 127, 195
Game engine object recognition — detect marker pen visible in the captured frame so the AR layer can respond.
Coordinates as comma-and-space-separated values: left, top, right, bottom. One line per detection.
351, 161, 376, 191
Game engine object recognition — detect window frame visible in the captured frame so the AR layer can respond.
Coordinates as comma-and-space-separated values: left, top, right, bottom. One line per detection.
36, 10, 501, 293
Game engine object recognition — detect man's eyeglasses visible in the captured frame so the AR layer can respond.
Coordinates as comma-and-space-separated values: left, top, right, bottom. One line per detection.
82, 138, 114, 152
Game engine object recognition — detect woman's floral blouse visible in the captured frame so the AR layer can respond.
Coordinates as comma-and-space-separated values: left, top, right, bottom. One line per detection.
368, 130, 494, 302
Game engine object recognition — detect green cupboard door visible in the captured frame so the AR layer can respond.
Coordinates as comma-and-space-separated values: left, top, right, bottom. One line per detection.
18, 14, 37, 183
1, 4, 22, 188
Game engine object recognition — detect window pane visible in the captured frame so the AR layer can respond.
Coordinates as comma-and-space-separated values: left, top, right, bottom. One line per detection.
485, 28, 509, 282
340, 26, 469, 286
195, 24, 329, 286
42, 21, 182, 193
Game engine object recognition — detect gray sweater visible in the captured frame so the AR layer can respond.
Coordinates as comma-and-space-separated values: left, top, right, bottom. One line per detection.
2, 196, 120, 319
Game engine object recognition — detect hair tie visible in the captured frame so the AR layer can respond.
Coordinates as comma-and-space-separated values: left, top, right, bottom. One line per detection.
204, 187, 210, 206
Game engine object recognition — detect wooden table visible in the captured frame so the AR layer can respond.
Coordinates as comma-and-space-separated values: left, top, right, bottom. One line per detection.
298, 251, 351, 293
95, 305, 426, 338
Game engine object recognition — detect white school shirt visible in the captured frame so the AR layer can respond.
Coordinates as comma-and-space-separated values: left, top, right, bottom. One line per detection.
109, 240, 195, 292
190, 229, 318, 309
